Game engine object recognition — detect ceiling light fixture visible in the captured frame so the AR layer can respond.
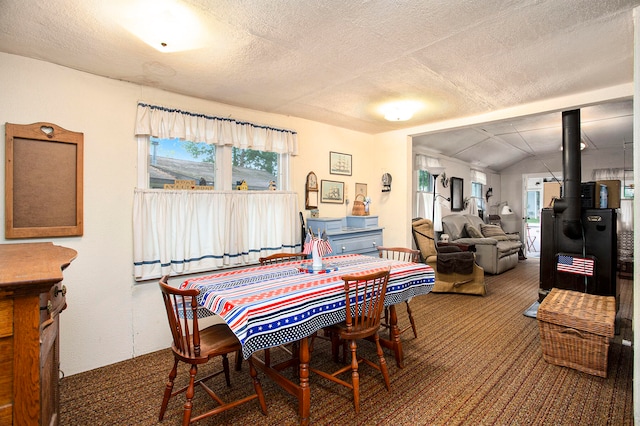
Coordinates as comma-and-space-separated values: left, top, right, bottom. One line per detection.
120, 0, 208, 52
381, 101, 422, 122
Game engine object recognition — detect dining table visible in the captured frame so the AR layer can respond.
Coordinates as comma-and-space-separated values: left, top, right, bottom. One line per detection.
181, 253, 435, 425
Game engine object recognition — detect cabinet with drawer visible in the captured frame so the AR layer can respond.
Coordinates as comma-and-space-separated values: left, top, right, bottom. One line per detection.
307, 216, 383, 256
0, 243, 76, 426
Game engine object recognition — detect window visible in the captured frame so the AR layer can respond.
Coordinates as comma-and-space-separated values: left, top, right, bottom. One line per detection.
417, 170, 434, 192
149, 137, 216, 189
147, 137, 286, 190
232, 147, 279, 190
527, 190, 541, 223
471, 182, 485, 211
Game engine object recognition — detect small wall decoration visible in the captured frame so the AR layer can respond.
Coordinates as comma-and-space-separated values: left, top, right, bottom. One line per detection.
305, 171, 319, 209
451, 177, 464, 211
382, 173, 392, 192
355, 182, 367, 197
329, 151, 352, 176
321, 180, 344, 204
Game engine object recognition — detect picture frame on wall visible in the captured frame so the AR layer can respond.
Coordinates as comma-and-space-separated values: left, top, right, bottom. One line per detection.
329, 151, 352, 176
321, 180, 345, 204
355, 182, 367, 197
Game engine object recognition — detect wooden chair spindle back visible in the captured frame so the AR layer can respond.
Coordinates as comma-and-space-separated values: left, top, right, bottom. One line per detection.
342, 269, 390, 334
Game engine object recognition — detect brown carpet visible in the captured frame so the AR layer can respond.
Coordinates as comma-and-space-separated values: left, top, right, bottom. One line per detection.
60, 258, 633, 425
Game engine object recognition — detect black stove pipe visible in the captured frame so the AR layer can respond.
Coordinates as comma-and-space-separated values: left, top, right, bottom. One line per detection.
552, 109, 582, 239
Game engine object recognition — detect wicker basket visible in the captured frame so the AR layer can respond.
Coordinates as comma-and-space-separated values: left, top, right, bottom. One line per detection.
351, 194, 366, 216
537, 288, 615, 377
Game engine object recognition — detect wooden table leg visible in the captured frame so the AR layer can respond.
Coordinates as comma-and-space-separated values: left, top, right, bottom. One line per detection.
378, 304, 404, 368
251, 337, 311, 425
298, 337, 311, 425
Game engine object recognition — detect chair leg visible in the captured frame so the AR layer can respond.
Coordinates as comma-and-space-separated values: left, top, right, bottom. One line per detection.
264, 348, 272, 367
159, 358, 179, 421
222, 353, 231, 387
235, 349, 243, 371
330, 332, 341, 363
247, 357, 268, 415
405, 300, 418, 338
348, 339, 360, 414
182, 364, 198, 426
374, 334, 391, 391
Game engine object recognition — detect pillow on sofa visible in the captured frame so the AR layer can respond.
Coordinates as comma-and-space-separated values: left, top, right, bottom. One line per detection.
480, 224, 508, 241
465, 223, 483, 238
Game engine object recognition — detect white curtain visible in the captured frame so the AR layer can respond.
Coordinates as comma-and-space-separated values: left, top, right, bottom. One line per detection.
470, 169, 487, 185
416, 192, 443, 232
133, 189, 300, 280
135, 102, 298, 155
415, 154, 442, 170
592, 168, 633, 182
467, 197, 479, 216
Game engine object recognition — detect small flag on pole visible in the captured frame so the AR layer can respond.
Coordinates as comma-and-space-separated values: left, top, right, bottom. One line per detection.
557, 254, 594, 276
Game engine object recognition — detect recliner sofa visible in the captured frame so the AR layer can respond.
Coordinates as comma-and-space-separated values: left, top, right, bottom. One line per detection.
441, 214, 522, 275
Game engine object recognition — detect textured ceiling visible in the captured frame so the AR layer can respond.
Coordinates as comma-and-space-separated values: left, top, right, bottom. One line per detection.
413, 99, 634, 170
0, 1, 637, 170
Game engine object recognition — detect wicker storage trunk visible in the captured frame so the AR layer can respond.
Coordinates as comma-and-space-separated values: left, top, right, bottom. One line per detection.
537, 288, 616, 377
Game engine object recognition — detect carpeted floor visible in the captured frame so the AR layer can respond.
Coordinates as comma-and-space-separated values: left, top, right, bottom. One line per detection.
60, 258, 633, 425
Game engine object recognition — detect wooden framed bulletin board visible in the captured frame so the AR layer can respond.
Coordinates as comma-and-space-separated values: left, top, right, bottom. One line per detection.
5, 122, 84, 238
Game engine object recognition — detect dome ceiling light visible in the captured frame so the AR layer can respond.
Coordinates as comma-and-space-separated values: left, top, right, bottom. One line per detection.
120, 0, 208, 52
380, 101, 422, 122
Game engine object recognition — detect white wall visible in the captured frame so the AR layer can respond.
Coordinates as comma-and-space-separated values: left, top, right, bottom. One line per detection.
0, 53, 383, 375
500, 148, 627, 228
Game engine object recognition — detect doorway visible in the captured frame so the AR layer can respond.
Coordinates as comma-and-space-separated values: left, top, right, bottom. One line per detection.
523, 174, 561, 258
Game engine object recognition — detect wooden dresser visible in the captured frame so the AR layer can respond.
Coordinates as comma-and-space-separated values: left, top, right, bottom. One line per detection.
306, 216, 383, 257
0, 243, 77, 426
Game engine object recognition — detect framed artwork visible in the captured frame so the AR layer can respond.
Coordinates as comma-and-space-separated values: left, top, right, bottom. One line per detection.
321, 180, 344, 204
355, 182, 367, 197
329, 151, 352, 176
450, 177, 464, 211
5, 122, 84, 238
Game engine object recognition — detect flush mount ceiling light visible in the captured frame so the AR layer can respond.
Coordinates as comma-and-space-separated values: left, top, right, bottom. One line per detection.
120, 0, 209, 52
381, 101, 422, 122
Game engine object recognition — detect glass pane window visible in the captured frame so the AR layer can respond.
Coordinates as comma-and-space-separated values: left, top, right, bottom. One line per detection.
232, 147, 279, 190
471, 182, 485, 210
417, 170, 433, 192
149, 137, 215, 189
527, 190, 541, 223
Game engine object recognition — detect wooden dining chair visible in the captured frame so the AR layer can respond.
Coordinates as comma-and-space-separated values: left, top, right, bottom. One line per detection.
310, 269, 391, 413
377, 246, 420, 339
158, 277, 267, 425
258, 252, 307, 265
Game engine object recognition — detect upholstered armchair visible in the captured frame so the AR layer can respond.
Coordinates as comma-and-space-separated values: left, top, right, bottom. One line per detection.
411, 218, 486, 296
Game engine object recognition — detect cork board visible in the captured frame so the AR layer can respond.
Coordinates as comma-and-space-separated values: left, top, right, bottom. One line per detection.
5, 122, 83, 238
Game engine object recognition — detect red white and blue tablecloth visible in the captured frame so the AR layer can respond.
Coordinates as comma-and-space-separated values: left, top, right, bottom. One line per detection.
182, 254, 435, 359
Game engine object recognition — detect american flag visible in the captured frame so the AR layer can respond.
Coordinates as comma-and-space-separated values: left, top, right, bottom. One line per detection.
303, 230, 333, 257
557, 254, 594, 276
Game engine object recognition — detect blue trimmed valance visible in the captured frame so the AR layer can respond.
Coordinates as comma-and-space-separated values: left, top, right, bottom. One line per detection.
135, 102, 298, 155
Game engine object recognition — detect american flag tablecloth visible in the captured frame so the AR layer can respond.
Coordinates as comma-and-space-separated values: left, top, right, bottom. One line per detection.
182, 254, 435, 359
